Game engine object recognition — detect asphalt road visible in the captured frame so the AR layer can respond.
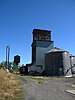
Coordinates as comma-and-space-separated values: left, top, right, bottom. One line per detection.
19, 76, 75, 100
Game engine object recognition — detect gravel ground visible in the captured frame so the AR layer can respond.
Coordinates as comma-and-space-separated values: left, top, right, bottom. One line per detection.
19, 76, 75, 100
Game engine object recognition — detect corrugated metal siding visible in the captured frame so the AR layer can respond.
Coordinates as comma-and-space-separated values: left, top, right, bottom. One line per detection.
62, 52, 71, 75
35, 41, 54, 73
45, 52, 64, 76
45, 51, 72, 76
36, 41, 53, 48
70, 56, 75, 74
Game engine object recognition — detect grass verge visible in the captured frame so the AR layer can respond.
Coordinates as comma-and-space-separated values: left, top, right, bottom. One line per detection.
0, 69, 23, 100
30, 76, 46, 84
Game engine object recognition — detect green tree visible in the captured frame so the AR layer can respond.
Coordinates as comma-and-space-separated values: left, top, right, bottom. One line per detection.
0, 61, 5, 69
0, 61, 13, 70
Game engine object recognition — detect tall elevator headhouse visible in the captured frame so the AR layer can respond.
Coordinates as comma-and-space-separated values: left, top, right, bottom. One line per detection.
31, 29, 54, 73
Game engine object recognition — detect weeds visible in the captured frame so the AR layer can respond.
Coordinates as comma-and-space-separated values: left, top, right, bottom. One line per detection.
0, 69, 23, 100
30, 76, 45, 84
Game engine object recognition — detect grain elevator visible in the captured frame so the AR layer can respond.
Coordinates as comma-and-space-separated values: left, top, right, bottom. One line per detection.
27, 29, 75, 76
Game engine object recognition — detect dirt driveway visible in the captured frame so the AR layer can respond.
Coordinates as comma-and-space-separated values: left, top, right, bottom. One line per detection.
19, 76, 75, 100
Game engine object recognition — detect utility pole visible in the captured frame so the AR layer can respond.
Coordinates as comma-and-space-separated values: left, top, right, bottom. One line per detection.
6, 45, 10, 72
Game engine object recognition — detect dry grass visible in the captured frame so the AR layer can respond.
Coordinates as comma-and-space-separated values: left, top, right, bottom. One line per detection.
0, 69, 23, 100
30, 76, 45, 84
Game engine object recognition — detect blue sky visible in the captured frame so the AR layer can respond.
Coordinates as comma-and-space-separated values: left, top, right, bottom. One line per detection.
0, 0, 75, 65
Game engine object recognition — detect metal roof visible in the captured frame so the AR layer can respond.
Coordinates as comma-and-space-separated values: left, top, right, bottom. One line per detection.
47, 47, 69, 53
